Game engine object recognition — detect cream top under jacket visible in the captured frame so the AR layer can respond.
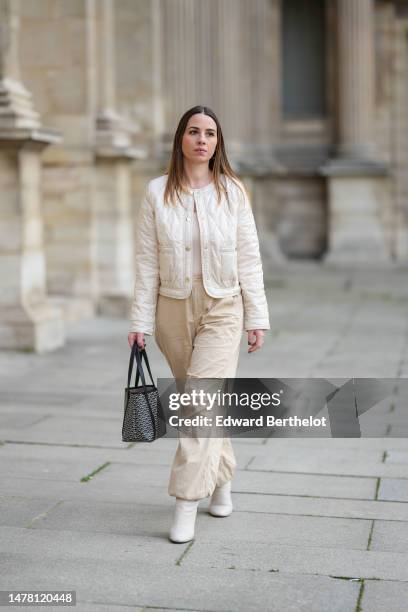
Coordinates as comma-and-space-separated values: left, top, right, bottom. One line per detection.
192, 201, 202, 276
129, 174, 270, 335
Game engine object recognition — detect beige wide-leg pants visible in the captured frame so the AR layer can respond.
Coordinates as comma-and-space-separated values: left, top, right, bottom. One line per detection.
154, 274, 244, 501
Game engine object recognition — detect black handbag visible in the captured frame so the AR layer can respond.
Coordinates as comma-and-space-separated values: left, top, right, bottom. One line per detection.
122, 343, 166, 442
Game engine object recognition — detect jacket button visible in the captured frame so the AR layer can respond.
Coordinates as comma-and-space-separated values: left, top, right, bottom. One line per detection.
186, 217, 191, 222
185, 245, 191, 251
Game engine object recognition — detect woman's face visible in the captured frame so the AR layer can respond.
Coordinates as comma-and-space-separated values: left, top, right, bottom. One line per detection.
181, 113, 218, 166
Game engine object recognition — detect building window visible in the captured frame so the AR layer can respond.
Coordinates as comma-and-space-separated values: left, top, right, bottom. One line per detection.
281, 0, 326, 119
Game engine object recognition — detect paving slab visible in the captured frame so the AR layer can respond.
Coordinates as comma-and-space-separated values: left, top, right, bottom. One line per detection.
234, 469, 377, 499
85, 462, 171, 489
0, 554, 361, 612
196, 511, 371, 550
0, 497, 62, 528
370, 520, 408, 553
360, 580, 408, 612
184, 539, 408, 581
248, 448, 408, 478
228, 493, 408, 521
27, 500, 176, 539
0, 456, 118, 481
388, 425, 408, 437
0, 412, 53, 429
0, 415, 127, 447
0, 481, 172, 506
378, 478, 408, 502
385, 450, 408, 464
0, 397, 121, 419
261, 438, 408, 451
0, 526, 183, 565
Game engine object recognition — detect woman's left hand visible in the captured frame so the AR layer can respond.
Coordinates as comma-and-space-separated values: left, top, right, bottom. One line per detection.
247, 330, 264, 353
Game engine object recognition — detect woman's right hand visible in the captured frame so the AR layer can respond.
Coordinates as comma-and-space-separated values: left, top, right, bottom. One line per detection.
128, 332, 146, 350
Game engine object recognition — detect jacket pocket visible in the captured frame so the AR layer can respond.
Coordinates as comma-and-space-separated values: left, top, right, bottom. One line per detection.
220, 245, 238, 285
158, 245, 174, 283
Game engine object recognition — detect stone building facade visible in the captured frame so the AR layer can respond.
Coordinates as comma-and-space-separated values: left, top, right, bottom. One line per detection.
0, 0, 407, 351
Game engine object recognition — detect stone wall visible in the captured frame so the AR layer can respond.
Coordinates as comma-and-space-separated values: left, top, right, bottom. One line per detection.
1, 0, 407, 352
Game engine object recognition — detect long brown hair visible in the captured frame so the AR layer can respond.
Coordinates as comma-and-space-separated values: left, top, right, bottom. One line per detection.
163, 105, 248, 207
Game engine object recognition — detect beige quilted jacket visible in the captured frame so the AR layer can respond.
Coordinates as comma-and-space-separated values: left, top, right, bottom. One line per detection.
129, 174, 270, 335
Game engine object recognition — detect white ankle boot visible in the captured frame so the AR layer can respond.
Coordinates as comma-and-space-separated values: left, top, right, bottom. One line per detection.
169, 498, 199, 543
209, 480, 233, 517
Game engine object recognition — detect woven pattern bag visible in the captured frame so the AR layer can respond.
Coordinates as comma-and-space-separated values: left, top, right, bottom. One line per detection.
122, 343, 166, 443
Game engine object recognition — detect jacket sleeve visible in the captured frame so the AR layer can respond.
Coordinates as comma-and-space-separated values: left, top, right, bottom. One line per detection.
128, 183, 160, 335
236, 183, 271, 332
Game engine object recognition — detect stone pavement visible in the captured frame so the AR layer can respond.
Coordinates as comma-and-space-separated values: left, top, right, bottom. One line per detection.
1, 261, 408, 611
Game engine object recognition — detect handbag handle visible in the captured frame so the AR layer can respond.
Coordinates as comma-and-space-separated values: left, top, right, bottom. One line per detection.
127, 342, 157, 439
127, 342, 149, 389
135, 348, 155, 388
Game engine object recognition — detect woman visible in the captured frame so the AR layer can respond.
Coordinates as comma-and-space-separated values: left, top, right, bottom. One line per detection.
127, 105, 270, 543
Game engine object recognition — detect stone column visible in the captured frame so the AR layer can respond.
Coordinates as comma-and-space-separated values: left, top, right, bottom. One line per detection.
0, 0, 39, 129
336, 0, 376, 160
0, 0, 64, 352
18, 0, 99, 321
160, 0, 197, 153
320, 0, 391, 263
215, 0, 284, 176
231, 0, 286, 265
93, 0, 144, 316
393, 7, 408, 260
94, 0, 131, 150
151, 0, 165, 161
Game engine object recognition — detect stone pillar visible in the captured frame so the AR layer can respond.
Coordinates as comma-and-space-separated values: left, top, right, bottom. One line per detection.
393, 8, 408, 260
94, 0, 132, 150
160, 0, 196, 152
151, 0, 165, 162
320, 0, 391, 263
216, 0, 283, 175
0, 0, 64, 352
0, 0, 39, 130
336, 0, 376, 160
248, 0, 287, 265
17, 0, 99, 321
243, 175, 287, 277
92, 0, 143, 316
233, 0, 286, 265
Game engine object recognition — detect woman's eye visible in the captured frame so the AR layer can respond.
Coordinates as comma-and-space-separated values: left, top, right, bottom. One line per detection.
190, 131, 215, 136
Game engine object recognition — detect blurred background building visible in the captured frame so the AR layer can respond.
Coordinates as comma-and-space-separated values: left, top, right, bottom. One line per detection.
0, 0, 407, 352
